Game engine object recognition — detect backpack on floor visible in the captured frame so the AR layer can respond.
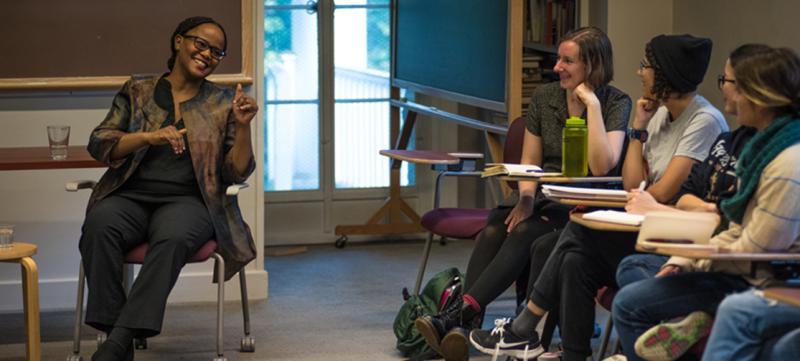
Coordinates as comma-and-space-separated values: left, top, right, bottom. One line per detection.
393, 267, 464, 361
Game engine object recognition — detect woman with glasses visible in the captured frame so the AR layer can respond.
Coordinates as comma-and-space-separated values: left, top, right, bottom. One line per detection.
612, 45, 800, 361
80, 16, 257, 361
468, 34, 728, 361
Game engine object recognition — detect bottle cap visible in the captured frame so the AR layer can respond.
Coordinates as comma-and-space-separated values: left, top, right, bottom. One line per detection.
566, 116, 585, 126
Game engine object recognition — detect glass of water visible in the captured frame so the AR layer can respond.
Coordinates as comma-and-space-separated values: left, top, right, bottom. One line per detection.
0, 224, 13, 249
47, 125, 70, 160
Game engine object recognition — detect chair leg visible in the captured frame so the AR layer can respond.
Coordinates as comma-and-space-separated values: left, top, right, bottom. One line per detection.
71, 263, 86, 358
20, 257, 41, 361
597, 312, 614, 361
413, 231, 435, 295
212, 253, 226, 359
238, 270, 255, 352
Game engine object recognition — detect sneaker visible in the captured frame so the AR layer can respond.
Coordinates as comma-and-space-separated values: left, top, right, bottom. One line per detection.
634, 311, 712, 361
440, 327, 469, 361
469, 317, 544, 360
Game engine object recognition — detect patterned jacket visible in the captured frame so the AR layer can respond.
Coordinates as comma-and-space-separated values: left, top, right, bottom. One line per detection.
87, 74, 256, 280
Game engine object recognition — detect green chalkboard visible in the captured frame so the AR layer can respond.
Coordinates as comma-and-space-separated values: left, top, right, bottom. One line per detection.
392, 0, 508, 111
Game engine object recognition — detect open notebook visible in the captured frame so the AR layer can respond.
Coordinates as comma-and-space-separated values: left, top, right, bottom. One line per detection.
636, 211, 719, 251
582, 210, 644, 226
481, 163, 562, 178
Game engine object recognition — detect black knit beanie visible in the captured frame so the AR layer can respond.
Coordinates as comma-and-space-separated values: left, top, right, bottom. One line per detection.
649, 34, 713, 93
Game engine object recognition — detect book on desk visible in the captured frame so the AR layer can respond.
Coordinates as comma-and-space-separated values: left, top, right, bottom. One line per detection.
635, 211, 720, 251
541, 184, 628, 202
481, 163, 562, 178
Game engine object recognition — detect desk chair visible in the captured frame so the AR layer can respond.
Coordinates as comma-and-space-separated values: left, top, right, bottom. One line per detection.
66, 181, 254, 361
413, 116, 527, 294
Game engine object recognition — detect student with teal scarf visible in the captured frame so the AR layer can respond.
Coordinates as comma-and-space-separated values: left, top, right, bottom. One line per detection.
612, 45, 800, 361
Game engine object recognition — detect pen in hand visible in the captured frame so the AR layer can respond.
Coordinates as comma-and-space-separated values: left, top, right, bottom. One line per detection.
637, 180, 647, 192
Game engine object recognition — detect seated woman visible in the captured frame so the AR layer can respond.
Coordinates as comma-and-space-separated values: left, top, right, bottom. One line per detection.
414, 26, 631, 361
612, 45, 800, 361
615, 44, 769, 289
80, 17, 257, 361
469, 34, 728, 361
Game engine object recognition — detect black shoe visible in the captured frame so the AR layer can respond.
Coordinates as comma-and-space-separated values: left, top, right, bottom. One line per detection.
92, 339, 134, 361
469, 318, 543, 360
415, 295, 465, 354
441, 327, 469, 361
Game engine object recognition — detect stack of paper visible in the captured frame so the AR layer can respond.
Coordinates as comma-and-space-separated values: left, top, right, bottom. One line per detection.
582, 210, 644, 226
481, 163, 561, 178
541, 184, 627, 202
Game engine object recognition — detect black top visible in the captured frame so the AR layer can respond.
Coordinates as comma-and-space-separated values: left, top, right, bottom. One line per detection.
121, 76, 200, 197
675, 125, 757, 232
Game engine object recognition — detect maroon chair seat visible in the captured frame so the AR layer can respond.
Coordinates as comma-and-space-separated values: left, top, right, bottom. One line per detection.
420, 208, 490, 239
124, 240, 218, 264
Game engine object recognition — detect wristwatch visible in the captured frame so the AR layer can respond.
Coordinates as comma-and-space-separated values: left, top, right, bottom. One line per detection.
629, 128, 649, 143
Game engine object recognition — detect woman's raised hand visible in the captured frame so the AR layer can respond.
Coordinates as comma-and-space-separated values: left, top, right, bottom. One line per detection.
147, 125, 187, 154
632, 97, 661, 129
573, 82, 600, 108
232, 83, 259, 125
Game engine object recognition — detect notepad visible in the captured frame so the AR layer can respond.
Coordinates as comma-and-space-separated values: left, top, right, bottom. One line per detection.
541, 184, 628, 202
481, 163, 562, 178
636, 211, 719, 251
582, 210, 645, 226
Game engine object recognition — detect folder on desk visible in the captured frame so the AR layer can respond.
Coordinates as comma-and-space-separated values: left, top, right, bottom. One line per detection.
541, 184, 628, 202
636, 211, 719, 251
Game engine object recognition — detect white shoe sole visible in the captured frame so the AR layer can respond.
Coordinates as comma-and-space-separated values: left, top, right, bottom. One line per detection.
469, 331, 544, 360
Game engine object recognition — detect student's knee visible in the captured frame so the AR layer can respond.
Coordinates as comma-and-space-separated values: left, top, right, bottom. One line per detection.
716, 290, 759, 317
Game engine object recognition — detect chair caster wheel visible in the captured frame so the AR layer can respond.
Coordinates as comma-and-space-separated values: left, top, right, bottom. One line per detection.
335, 235, 348, 248
439, 236, 448, 246
134, 337, 147, 350
66, 355, 84, 361
240, 335, 256, 352
96, 332, 107, 347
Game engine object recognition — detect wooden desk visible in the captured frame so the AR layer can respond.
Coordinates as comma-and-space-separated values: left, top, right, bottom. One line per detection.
553, 197, 627, 208
635, 244, 800, 262
763, 287, 800, 307
0, 146, 104, 170
570, 212, 640, 232
0, 243, 40, 361
378, 149, 460, 165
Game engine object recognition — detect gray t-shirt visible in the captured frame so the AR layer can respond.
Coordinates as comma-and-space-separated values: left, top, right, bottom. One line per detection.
644, 95, 728, 182
526, 82, 631, 173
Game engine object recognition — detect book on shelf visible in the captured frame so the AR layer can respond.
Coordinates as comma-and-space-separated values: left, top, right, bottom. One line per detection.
481, 163, 562, 178
636, 211, 719, 251
582, 210, 644, 226
541, 184, 628, 202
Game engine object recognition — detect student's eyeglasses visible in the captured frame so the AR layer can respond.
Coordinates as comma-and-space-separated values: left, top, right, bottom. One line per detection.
639, 59, 653, 71
717, 74, 736, 90
182, 35, 226, 60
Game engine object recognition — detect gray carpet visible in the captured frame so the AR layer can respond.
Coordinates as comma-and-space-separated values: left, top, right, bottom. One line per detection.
0, 239, 611, 360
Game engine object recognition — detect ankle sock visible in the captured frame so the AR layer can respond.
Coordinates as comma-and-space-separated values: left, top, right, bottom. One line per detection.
511, 306, 542, 338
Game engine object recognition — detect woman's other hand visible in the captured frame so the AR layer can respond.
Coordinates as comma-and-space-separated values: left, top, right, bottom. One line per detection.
504, 196, 534, 232
656, 264, 681, 277
632, 97, 661, 129
147, 125, 187, 154
625, 189, 661, 215
232, 83, 259, 125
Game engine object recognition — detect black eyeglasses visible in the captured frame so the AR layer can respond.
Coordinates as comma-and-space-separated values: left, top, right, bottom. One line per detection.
182, 35, 226, 60
639, 59, 653, 71
717, 74, 736, 89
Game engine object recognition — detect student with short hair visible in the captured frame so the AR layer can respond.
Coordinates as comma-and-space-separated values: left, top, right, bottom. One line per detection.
468, 34, 728, 361
414, 26, 632, 361
613, 45, 800, 361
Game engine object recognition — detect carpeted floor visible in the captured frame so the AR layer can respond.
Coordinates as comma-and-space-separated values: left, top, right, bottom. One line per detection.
0, 238, 611, 360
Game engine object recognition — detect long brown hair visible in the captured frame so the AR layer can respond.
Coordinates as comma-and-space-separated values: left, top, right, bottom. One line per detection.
733, 46, 800, 117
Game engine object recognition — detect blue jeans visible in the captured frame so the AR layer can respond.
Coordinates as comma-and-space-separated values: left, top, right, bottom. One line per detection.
771, 328, 800, 360
611, 272, 750, 361
702, 289, 800, 361
615, 254, 668, 288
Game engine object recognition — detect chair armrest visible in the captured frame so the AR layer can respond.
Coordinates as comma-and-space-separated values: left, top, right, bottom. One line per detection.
66, 180, 97, 192
226, 183, 249, 196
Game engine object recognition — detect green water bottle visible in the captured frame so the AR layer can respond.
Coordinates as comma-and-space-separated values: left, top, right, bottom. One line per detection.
562, 116, 588, 177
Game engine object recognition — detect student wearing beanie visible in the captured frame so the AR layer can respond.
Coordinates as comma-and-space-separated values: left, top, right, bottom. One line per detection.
468, 34, 728, 361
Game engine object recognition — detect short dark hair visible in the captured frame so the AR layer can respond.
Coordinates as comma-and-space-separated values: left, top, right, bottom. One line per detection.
729, 44, 771, 68
167, 16, 227, 70
644, 41, 676, 101
733, 46, 800, 117
560, 26, 614, 88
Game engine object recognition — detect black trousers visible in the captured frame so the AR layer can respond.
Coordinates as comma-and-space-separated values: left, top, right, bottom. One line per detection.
529, 221, 637, 361
464, 201, 570, 309
79, 192, 213, 337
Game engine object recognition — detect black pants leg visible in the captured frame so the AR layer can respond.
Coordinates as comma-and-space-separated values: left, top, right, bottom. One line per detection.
465, 203, 568, 308
80, 195, 213, 337
80, 195, 151, 333
529, 221, 637, 361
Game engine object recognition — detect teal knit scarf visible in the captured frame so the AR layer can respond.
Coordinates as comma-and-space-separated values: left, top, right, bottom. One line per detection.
721, 115, 800, 224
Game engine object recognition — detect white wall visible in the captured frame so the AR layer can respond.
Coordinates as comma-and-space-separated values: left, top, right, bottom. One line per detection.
0, 4, 267, 312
